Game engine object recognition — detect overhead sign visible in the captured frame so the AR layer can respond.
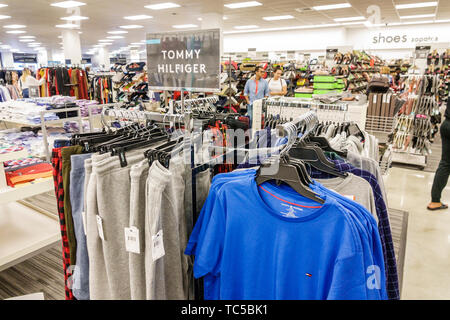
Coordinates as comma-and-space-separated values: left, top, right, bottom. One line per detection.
326, 49, 338, 60
146, 28, 221, 92
110, 57, 127, 64
415, 45, 431, 59
13, 53, 37, 64
81, 57, 92, 64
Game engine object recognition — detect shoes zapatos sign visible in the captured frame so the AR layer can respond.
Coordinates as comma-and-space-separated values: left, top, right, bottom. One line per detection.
146, 28, 221, 92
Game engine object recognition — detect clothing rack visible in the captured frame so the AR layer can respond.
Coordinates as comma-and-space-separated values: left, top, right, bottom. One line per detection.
173, 96, 219, 111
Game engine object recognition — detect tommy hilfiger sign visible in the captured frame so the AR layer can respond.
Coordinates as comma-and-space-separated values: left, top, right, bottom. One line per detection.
146, 29, 221, 92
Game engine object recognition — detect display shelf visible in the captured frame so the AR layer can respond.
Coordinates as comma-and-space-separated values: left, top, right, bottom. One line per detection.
0, 179, 54, 206
0, 149, 28, 163
0, 201, 60, 272
391, 150, 427, 170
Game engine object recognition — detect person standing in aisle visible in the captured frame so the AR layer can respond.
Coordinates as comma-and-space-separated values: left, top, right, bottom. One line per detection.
267, 67, 287, 97
244, 66, 269, 127
428, 98, 450, 211
18, 67, 45, 98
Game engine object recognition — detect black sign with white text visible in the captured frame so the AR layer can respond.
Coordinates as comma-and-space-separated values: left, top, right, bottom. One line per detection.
13, 53, 37, 63
146, 28, 221, 92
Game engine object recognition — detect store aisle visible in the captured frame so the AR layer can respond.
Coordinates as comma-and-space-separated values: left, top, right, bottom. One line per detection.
385, 167, 450, 300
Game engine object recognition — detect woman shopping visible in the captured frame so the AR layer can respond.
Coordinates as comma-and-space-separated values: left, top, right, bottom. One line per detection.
19, 68, 45, 98
267, 67, 287, 96
428, 97, 450, 211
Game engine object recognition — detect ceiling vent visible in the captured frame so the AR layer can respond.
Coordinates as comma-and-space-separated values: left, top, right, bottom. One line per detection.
295, 7, 313, 13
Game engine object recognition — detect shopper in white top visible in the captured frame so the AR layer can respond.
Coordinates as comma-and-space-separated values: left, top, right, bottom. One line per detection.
267, 67, 287, 96
18, 68, 45, 98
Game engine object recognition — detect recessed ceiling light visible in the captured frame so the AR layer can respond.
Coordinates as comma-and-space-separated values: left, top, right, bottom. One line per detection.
33, 47, 45, 51
223, 23, 340, 34
19, 35, 35, 39
106, 36, 125, 39
19, 39, 34, 42
128, 45, 140, 48
78, 31, 82, 34
399, 14, 436, 19
0, 4, 8, 8
145, 2, 181, 10
197, 17, 203, 21
6, 30, 26, 34
124, 15, 153, 20
0, 45, 11, 49
0, 15, 11, 20
234, 25, 259, 29
131, 42, 145, 45
223, 16, 228, 20
313, 3, 352, 11
172, 24, 198, 28
108, 30, 128, 34
333, 16, 365, 22
262, 15, 294, 21
119, 25, 144, 29
55, 23, 78, 28
61, 15, 89, 21
400, 19, 434, 25
3, 25, 26, 28
51, 1, 86, 8
395, 1, 437, 9
99, 39, 114, 42
225, 1, 262, 9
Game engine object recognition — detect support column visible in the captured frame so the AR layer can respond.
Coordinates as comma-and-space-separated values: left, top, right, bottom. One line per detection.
0, 51, 14, 68
62, 29, 82, 65
37, 49, 48, 67
97, 47, 110, 70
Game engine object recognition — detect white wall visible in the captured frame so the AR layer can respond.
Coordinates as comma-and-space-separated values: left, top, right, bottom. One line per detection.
223, 23, 450, 59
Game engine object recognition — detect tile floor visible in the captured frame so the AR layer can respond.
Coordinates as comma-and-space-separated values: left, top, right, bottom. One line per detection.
384, 167, 450, 300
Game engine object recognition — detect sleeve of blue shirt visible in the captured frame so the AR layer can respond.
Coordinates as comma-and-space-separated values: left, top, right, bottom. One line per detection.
244, 80, 250, 97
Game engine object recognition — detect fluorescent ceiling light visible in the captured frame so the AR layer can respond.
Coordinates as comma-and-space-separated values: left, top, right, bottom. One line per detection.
33, 47, 45, 51
399, 14, 435, 19
0, 4, 8, 8
128, 45, 140, 48
145, 2, 180, 10
106, 36, 124, 39
19, 39, 34, 42
0, 15, 11, 20
55, 23, 78, 28
119, 25, 144, 29
224, 23, 340, 34
435, 19, 450, 23
10, 49, 20, 52
51, 1, 86, 8
20, 35, 35, 38
234, 25, 259, 29
61, 15, 89, 21
6, 30, 26, 34
107, 30, 128, 34
340, 21, 364, 26
3, 24, 26, 28
263, 15, 294, 21
223, 16, 228, 20
395, 1, 437, 9
0, 45, 11, 49
124, 15, 153, 20
172, 24, 198, 28
78, 31, 82, 34
99, 39, 114, 42
197, 17, 203, 21
130, 42, 145, 45
313, 3, 351, 11
224, 1, 262, 9
334, 16, 365, 22
400, 20, 434, 25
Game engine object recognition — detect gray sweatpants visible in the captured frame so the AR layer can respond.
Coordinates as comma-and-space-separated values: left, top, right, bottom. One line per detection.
129, 159, 149, 300
145, 158, 187, 300
87, 151, 144, 300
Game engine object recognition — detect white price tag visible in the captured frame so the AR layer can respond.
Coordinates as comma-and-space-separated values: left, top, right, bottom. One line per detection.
82, 211, 87, 236
152, 230, 165, 262
96, 215, 105, 241
125, 227, 140, 254
344, 195, 356, 201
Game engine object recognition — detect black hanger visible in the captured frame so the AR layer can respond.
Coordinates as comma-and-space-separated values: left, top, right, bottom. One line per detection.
255, 155, 325, 204
306, 136, 347, 158
288, 142, 348, 178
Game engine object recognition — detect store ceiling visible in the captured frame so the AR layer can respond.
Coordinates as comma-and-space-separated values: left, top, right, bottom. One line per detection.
0, 0, 449, 56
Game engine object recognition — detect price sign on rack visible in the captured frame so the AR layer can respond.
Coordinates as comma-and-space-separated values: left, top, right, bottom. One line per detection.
146, 29, 221, 92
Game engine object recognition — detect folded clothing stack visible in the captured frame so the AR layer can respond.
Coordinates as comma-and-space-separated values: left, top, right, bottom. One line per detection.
5, 162, 53, 187
75, 99, 101, 117
4, 156, 45, 172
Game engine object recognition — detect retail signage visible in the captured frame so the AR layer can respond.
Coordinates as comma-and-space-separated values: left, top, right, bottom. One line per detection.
287, 50, 295, 60
110, 57, 127, 64
65, 59, 71, 65
146, 28, 221, 92
415, 46, 431, 59
13, 53, 37, 64
81, 58, 92, 64
326, 49, 338, 60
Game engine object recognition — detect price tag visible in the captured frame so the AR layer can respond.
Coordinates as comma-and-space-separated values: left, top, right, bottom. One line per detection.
82, 211, 87, 236
152, 230, 165, 262
96, 215, 105, 241
344, 195, 356, 201
125, 227, 140, 254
